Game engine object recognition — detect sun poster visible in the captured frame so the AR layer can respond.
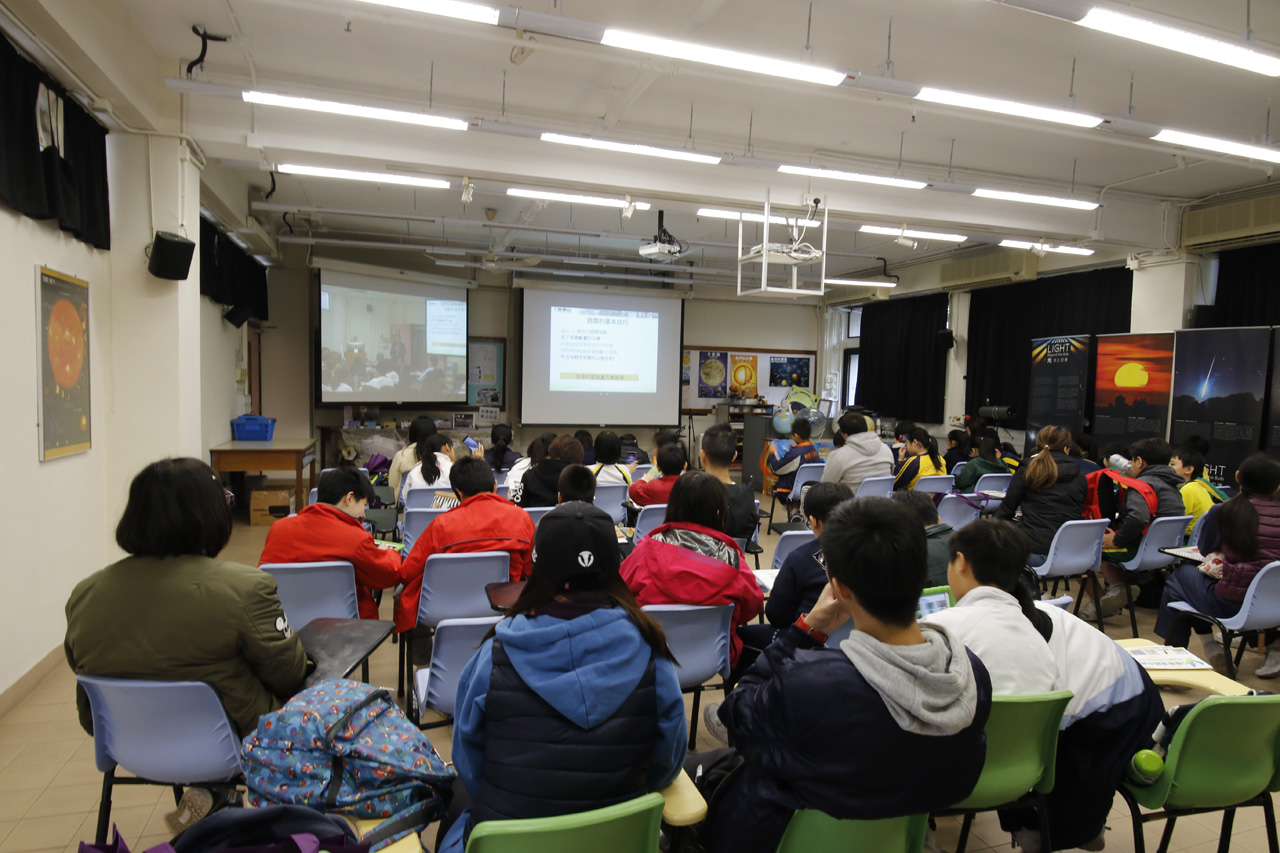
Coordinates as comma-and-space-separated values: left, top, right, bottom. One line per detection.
38, 266, 91, 460
729, 354, 758, 398
1024, 335, 1090, 457
1092, 332, 1175, 449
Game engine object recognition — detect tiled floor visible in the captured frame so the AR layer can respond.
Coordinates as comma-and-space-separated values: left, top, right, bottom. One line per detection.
3, 508, 1278, 852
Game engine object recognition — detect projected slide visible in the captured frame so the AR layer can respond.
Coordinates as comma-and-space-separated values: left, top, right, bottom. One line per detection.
319, 269, 468, 404
549, 306, 660, 393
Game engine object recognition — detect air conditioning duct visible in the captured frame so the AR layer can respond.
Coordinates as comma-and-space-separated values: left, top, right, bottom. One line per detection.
1182, 188, 1280, 252
939, 250, 1038, 291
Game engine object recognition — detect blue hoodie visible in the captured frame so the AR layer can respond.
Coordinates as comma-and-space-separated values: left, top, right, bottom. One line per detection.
440, 607, 687, 851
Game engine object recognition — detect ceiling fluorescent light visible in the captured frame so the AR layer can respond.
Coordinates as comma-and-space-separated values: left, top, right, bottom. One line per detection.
915, 87, 1102, 128
1152, 129, 1280, 165
1078, 8, 1280, 77
278, 164, 450, 188
697, 208, 822, 228
540, 132, 721, 164
600, 29, 847, 86
860, 225, 967, 242
1000, 239, 1094, 255
350, 0, 499, 25
972, 188, 1099, 210
824, 278, 897, 287
507, 188, 652, 209
778, 164, 927, 189
243, 91, 468, 131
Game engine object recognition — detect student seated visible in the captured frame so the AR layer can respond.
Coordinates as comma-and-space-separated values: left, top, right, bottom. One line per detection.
1156, 454, 1280, 676
633, 430, 681, 484
766, 418, 821, 502
700, 422, 759, 540
619, 432, 651, 466
66, 458, 308, 740
517, 434, 583, 507
258, 468, 403, 620
397, 457, 537, 631
1083, 438, 1185, 620
389, 415, 436, 499
556, 463, 596, 504
589, 430, 634, 487
966, 415, 998, 444
628, 441, 686, 507
995, 425, 1087, 561
1066, 440, 1101, 475
821, 410, 894, 493
952, 437, 1010, 493
483, 423, 521, 473
574, 429, 596, 465
696, 497, 992, 853
893, 427, 946, 490
999, 442, 1022, 473
943, 428, 971, 472
891, 490, 953, 586
436, 503, 686, 852
505, 433, 555, 504
1171, 446, 1228, 535
621, 471, 763, 668
403, 433, 454, 495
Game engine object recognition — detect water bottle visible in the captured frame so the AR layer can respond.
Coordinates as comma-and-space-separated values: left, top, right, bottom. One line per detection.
1108, 454, 1133, 475
1127, 749, 1164, 785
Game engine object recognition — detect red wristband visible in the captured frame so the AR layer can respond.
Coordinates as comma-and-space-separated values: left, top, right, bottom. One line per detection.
795, 613, 829, 644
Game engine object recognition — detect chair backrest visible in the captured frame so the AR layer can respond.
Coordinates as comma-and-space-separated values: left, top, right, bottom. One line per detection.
405, 487, 448, 510
1224, 562, 1280, 632
466, 792, 665, 853
418, 616, 501, 717
973, 473, 1012, 494
1187, 511, 1209, 548
634, 504, 667, 538
526, 506, 555, 527
495, 483, 511, 500
914, 475, 955, 495
1124, 515, 1194, 571
775, 811, 928, 853
258, 561, 358, 629
418, 552, 512, 628
950, 690, 1073, 810
402, 507, 449, 554
642, 604, 732, 688
937, 494, 980, 531
75, 675, 244, 782
321, 467, 370, 479
371, 483, 396, 505
1044, 595, 1073, 609
772, 530, 816, 572
855, 476, 895, 499
593, 483, 629, 525
633, 464, 653, 480
308, 488, 318, 506
951, 461, 967, 477
1147, 694, 1280, 810
493, 470, 507, 486
1032, 518, 1110, 579
792, 463, 826, 492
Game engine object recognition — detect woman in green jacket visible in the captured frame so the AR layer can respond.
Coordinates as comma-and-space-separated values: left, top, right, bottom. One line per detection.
953, 437, 1010, 493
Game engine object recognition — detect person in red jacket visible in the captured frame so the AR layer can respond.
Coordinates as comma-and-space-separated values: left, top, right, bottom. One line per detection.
397, 456, 536, 632
258, 467, 402, 621
621, 471, 763, 667
628, 442, 686, 507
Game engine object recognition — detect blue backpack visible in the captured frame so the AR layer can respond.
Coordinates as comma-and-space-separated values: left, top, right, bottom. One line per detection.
242, 680, 455, 850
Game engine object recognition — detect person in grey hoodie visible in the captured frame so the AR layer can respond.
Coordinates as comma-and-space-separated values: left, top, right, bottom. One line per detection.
821, 411, 895, 493
698, 497, 992, 853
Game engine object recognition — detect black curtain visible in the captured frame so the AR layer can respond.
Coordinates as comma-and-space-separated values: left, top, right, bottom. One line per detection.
0, 36, 110, 249
856, 293, 949, 423
1193, 242, 1280, 328
965, 266, 1132, 429
200, 216, 269, 321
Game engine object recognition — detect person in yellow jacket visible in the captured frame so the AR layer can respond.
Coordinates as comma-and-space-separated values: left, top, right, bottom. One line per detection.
1171, 447, 1229, 536
894, 427, 947, 491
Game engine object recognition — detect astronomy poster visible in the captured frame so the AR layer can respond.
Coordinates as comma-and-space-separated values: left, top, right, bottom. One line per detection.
1172, 328, 1269, 487
1024, 335, 1089, 458
1092, 332, 1174, 449
38, 266, 91, 460
698, 351, 727, 398
1263, 331, 1280, 457
729, 354, 758, 398
769, 356, 811, 389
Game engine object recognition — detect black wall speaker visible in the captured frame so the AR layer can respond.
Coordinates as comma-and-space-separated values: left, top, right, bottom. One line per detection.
936, 328, 956, 350
148, 230, 196, 280
223, 303, 254, 328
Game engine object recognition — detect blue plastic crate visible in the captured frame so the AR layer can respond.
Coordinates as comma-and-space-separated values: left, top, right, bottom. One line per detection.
231, 415, 276, 441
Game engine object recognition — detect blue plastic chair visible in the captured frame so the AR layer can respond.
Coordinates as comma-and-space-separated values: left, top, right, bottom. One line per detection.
937, 494, 981, 531
76, 676, 244, 843
1116, 515, 1193, 637
594, 483, 629, 525
855, 475, 895, 499
493, 470, 507, 487
525, 506, 555, 526
1170, 561, 1280, 679
769, 462, 826, 535
402, 507, 449, 555
633, 464, 653, 480
634, 504, 667, 538
1030, 518, 1111, 631
643, 604, 732, 749
771, 530, 815, 572
1187, 512, 1209, 548
413, 616, 501, 728
973, 473, 1012, 494
405, 486, 450, 510
308, 488, 318, 506
258, 560, 368, 679
495, 483, 511, 501
914, 475, 955, 495
951, 461, 968, 478
321, 466, 369, 479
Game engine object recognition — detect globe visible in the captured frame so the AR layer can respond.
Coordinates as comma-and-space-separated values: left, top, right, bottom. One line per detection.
772, 409, 796, 435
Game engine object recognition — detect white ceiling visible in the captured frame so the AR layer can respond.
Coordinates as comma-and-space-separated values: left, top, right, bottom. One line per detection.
109, 0, 1280, 284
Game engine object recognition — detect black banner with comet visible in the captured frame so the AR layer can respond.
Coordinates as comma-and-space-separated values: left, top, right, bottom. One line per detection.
38, 266, 91, 461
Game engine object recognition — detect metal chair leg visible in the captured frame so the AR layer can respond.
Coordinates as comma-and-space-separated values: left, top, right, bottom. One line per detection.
361, 659, 370, 683
172, 785, 183, 806
1125, 578, 1139, 638
398, 632, 409, 697
96, 768, 115, 845
688, 686, 701, 751
1034, 792, 1052, 852
1156, 815, 1178, 853
955, 812, 973, 853
1219, 808, 1235, 853
1261, 788, 1280, 853
1120, 786, 1147, 853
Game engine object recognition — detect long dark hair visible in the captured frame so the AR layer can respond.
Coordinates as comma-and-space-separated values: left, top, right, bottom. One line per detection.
486, 573, 676, 662
973, 437, 1001, 463
1219, 454, 1280, 557
488, 424, 513, 465
948, 520, 1052, 641
907, 427, 943, 470
116, 458, 232, 558
416, 433, 452, 484
665, 470, 729, 532
528, 432, 557, 465
947, 429, 970, 457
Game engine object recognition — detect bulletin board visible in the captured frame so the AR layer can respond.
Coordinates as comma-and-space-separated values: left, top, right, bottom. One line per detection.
682, 346, 817, 412
466, 338, 504, 407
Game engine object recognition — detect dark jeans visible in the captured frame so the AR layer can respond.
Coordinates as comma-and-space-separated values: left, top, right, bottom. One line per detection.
1154, 563, 1242, 647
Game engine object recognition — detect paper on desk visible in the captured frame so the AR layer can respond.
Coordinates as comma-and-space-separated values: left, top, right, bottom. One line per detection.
754, 569, 779, 592
1127, 645, 1212, 670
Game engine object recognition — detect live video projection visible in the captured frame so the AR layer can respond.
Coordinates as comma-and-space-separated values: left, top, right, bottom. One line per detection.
318, 269, 467, 403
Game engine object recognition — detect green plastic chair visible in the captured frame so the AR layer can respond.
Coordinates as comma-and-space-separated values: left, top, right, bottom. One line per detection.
1118, 694, 1280, 853
776, 810, 929, 853
465, 792, 665, 853
934, 690, 1073, 853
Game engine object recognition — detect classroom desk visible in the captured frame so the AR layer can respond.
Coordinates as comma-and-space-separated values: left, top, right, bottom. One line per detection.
485, 581, 525, 612
660, 769, 708, 826
1117, 638, 1250, 696
209, 438, 317, 510
300, 617, 394, 687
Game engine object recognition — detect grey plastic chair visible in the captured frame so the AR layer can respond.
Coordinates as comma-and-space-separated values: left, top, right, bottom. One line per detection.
855, 476, 895, 499
914, 475, 955, 495
634, 504, 667, 538
1116, 515, 1193, 637
405, 486, 450, 510
402, 507, 449, 554
768, 462, 826, 535
771, 530, 816, 572
593, 483, 629, 525
259, 560, 359, 629
413, 615, 501, 727
1029, 518, 1110, 631
525, 505, 556, 526
1169, 561, 1280, 679
643, 604, 732, 749
937, 494, 981, 530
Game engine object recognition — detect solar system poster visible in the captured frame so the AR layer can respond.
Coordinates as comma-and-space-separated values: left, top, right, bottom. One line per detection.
1171, 328, 1269, 486
769, 356, 811, 389
38, 266, 90, 461
1092, 332, 1175, 448
1024, 335, 1089, 457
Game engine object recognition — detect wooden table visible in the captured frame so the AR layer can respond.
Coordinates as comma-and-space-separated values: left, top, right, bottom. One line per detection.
209, 438, 317, 511
1117, 638, 1250, 696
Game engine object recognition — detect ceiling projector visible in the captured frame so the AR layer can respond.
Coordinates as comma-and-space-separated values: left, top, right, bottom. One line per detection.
639, 240, 683, 260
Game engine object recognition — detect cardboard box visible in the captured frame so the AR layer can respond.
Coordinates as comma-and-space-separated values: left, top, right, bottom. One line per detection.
250, 489, 296, 527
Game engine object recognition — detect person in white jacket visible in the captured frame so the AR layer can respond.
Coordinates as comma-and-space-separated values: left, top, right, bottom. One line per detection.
821, 411, 894, 493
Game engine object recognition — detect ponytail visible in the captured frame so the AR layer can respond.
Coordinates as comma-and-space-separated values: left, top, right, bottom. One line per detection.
1025, 425, 1072, 492
908, 427, 942, 471
948, 519, 1052, 640
489, 424, 513, 468
417, 434, 452, 485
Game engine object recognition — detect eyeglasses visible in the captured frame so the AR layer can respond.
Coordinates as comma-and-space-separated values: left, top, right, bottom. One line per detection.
814, 549, 828, 575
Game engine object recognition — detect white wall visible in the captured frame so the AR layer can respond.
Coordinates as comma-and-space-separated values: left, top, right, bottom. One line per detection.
683, 291, 821, 351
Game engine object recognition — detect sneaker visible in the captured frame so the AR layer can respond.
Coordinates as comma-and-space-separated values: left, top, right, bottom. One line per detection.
1078, 829, 1106, 850
703, 702, 730, 747
165, 786, 214, 835
1201, 639, 1229, 675
1011, 828, 1044, 853
1256, 649, 1280, 679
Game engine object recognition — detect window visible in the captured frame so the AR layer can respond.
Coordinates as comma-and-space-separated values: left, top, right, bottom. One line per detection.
846, 306, 863, 339
843, 348, 860, 408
